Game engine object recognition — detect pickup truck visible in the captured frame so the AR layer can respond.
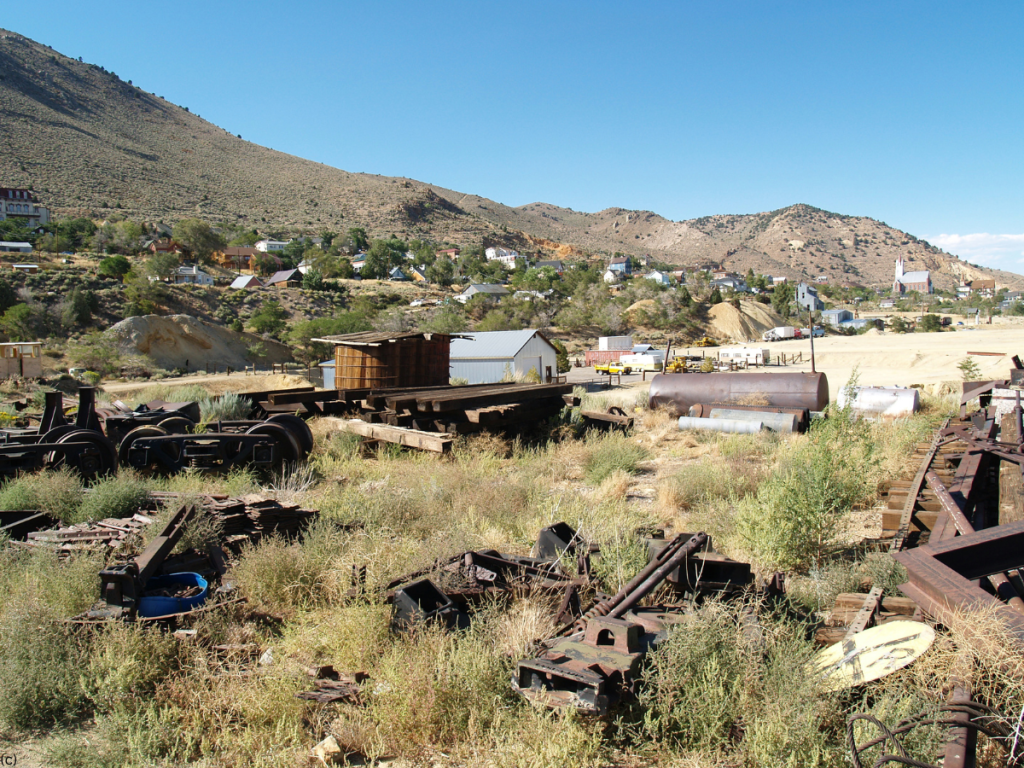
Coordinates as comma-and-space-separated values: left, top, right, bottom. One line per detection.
594, 361, 632, 375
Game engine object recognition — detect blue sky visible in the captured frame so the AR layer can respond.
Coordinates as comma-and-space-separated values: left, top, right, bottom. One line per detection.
4, 2, 1023, 270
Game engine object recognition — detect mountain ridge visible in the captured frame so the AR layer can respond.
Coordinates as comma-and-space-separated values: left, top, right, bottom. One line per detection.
1, 28, 1019, 291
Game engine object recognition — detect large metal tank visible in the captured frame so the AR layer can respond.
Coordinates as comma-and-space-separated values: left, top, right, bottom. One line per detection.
649, 372, 829, 415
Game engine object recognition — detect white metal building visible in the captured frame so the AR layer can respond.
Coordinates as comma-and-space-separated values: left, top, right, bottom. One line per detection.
450, 330, 559, 384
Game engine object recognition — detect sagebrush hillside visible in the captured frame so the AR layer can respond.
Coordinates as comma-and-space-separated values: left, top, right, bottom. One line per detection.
1, 29, 1020, 290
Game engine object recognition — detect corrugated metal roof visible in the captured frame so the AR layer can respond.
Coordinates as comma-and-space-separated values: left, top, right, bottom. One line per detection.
450, 330, 553, 360
310, 331, 466, 345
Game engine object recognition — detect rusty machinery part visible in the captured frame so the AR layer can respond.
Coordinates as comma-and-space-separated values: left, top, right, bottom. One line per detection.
847, 701, 1018, 768
121, 431, 290, 474
648, 372, 829, 416
40, 424, 80, 444
118, 425, 178, 468
0, 429, 119, 481
95, 503, 200, 620
245, 422, 304, 465
266, 413, 315, 454
157, 416, 196, 434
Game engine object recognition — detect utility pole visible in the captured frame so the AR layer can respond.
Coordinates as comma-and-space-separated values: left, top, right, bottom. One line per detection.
807, 305, 817, 374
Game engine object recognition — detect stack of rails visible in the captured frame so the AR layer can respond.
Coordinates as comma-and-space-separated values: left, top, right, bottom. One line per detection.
259, 383, 579, 433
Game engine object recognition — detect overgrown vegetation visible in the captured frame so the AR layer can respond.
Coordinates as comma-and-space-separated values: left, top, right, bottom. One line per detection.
0, 385, 1006, 768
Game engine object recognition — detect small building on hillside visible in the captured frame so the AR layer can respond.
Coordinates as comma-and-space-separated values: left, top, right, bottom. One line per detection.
879, 299, 896, 309
608, 256, 631, 276
536, 260, 565, 274
229, 274, 263, 290
352, 252, 367, 273
216, 247, 257, 272
450, 329, 559, 385
796, 282, 824, 312
266, 269, 301, 287
820, 308, 854, 327
312, 331, 461, 389
0, 242, 33, 254
11, 263, 39, 273
173, 265, 214, 286
149, 239, 183, 255
409, 266, 428, 282
389, 266, 409, 281
485, 247, 524, 269
457, 283, 509, 303
644, 270, 672, 286
0, 342, 43, 378
255, 239, 289, 253
436, 248, 460, 260
603, 269, 619, 284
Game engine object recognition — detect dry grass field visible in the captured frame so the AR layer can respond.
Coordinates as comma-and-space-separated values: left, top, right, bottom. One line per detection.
0, 375, 1020, 767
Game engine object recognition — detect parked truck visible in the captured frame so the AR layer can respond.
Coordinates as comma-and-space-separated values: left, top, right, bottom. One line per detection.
762, 326, 796, 342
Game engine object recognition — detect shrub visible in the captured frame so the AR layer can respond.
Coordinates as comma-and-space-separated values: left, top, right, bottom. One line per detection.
0, 604, 90, 729
0, 468, 83, 521
583, 433, 648, 485
198, 392, 251, 423
76, 472, 151, 525
735, 407, 874, 572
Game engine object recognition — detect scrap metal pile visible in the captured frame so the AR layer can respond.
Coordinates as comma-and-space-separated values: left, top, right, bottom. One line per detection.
316, 381, 581, 452
5, 491, 318, 562
0, 387, 313, 478
377, 522, 753, 716
818, 377, 1024, 768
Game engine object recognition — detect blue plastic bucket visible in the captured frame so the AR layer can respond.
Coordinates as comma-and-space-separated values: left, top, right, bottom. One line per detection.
137, 572, 208, 617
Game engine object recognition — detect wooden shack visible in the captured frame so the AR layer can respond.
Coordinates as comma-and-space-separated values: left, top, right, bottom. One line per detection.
312, 331, 459, 389
0, 342, 42, 378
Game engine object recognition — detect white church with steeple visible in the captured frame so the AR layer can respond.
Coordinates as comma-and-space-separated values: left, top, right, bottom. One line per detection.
893, 256, 932, 295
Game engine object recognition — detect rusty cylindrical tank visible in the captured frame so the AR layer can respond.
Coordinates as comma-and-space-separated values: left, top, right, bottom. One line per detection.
649, 372, 829, 416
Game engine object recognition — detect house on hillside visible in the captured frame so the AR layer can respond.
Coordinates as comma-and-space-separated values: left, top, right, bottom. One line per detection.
771, 276, 788, 286
608, 256, 631, 276
960, 278, 996, 298
603, 269, 619, 284
712, 276, 748, 293
266, 269, 301, 287
173, 265, 214, 286
409, 266, 428, 282
644, 270, 672, 286
0, 188, 49, 226
11, 263, 38, 273
450, 329, 559, 384
436, 248, 460, 260
216, 246, 257, 272
535, 260, 565, 274
352, 252, 367, 273
149, 239, 183, 255
230, 275, 263, 290
457, 283, 509, 303
893, 256, 932, 294
485, 247, 523, 269
796, 282, 824, 312
879, 299, 896, 309
0, 242, 33, 254
389, 266, 409, 281
255, 239, 289, 253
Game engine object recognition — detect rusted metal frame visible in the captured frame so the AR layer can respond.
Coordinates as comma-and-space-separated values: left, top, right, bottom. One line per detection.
567, 532, 708, 634
843, 587, 884, 639
891, 426, 947, 552
943, 684, 977, 768
893, 521, 1024, 641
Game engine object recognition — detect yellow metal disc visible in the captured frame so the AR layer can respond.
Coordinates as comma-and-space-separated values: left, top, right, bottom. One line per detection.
809, 620, 936, 692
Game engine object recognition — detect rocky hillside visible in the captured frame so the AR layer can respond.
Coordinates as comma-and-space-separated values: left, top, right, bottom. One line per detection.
1, 29, 1019, 290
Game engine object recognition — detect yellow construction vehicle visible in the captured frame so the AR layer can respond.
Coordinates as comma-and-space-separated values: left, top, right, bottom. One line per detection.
693, 336, 718, 347
664, 358, 687, 373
